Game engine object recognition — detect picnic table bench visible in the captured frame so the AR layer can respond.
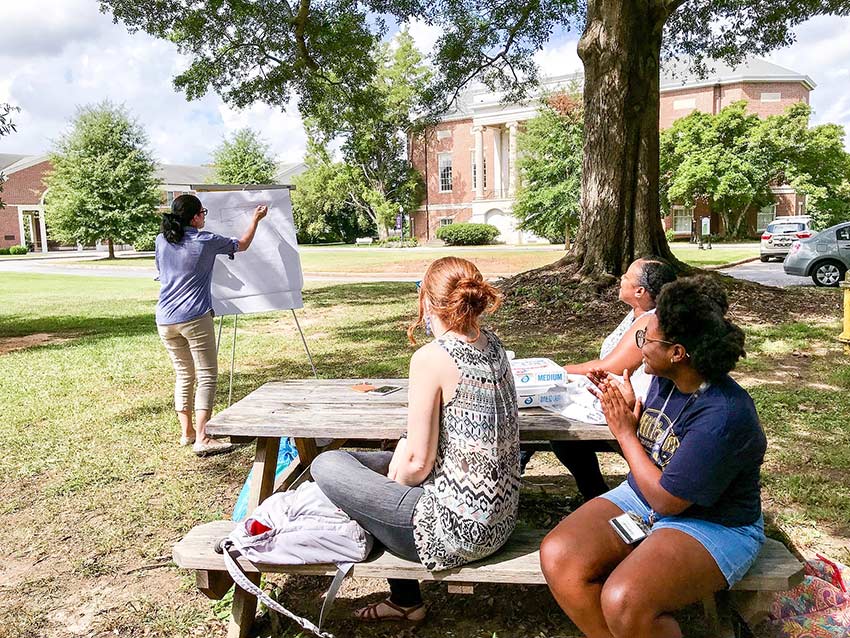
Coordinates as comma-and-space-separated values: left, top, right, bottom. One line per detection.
173, 379, 804, 638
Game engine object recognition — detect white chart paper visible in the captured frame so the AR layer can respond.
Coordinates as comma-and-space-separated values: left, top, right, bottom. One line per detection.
197, 188, 303, 315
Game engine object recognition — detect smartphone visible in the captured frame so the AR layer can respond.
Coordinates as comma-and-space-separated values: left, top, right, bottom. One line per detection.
371, 385, 403, 396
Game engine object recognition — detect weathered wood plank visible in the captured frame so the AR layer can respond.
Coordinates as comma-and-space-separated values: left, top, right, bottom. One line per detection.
247, 437, 280, 512
204, 379, 614, 441
196, 569, 233, 600
174, 522, 803, 592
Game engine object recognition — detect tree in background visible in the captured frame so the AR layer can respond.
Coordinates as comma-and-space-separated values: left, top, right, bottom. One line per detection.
0, 103, 20, 209
211, 128, 277, 184
755, 103, 850, 230
293, 30, 427, 239
45, 102, 161, 258
513, 92, 583, 247
104, 0, 850, 278
291, 139, 375, 243
660, 102, 850, 238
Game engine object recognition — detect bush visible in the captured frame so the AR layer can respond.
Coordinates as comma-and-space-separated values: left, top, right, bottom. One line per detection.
436, 223, 500, 246
664, 228, 675, 242
133, 233, 157, 252
9, 245, 27, 255
377, 236, 418, 247
0, 247, 10, 255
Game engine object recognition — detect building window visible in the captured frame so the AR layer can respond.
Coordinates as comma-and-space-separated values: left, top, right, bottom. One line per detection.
671, 205, 693, 233
436, 130, 451, 141
797, 200, 806, 215
760, 92, 781, 103
757, 204, 777, 231
438, 153, 453, 192
165, 191, 177, 206
439, 217, 454, 227
470, 152, 487, 190
673, 97, 696, 111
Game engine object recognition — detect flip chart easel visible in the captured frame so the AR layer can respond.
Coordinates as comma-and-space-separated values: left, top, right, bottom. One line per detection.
193, 184, 318, 406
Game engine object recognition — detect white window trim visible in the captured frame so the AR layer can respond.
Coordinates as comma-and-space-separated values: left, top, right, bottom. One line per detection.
438, 153, 453, 193
756, 204, 777, 231
673, 97, 696, 111
671, 205, 694, 233
760, 92, 781, 103
439, 217, 454, 227
436, 130, 452, 140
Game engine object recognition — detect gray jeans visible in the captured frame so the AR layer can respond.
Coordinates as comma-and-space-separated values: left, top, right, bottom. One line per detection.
311, 450, 422, 562
311, 450, 424, 606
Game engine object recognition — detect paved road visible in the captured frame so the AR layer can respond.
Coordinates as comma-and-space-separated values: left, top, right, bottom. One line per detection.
719, 259, 813, 287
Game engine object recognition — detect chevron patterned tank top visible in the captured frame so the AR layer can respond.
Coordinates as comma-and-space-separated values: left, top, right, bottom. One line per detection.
412, 329, 521, 571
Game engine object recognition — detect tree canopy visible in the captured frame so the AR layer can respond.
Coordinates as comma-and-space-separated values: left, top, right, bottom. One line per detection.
661, 102, 850, 237
102, 0, 850, 277
45, 102, 161, 258
513, 92, 583, 245
211, 127, 278, 184
292, 31, 426, 239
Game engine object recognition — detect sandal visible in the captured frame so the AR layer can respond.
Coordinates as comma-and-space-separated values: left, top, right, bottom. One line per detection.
355, 598, 426, 623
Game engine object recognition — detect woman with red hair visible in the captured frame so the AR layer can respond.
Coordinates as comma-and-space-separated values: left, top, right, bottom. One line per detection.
312, 256, 520, 623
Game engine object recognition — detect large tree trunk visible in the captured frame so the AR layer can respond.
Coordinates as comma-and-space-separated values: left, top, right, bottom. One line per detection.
570, 0, 677, 280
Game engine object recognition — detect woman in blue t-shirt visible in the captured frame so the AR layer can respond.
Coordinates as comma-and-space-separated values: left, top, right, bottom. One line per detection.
540, 276, 766, 638
155, 194, 267, 455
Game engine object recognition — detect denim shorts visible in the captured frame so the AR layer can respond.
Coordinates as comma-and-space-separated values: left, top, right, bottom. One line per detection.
600, 480, 765, 587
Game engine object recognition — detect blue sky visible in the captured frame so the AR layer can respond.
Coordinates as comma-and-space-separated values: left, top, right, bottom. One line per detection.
1, 2, 848, 165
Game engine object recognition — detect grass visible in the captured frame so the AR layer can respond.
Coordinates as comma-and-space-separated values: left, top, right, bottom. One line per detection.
0, 271, 844, 638
66, 242, 758, 274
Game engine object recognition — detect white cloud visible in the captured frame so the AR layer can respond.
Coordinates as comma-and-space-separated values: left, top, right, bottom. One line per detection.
0, 0, 305, 165
405, 19, 443, 56
534, 38, 582, 78
764, 15, 850, 145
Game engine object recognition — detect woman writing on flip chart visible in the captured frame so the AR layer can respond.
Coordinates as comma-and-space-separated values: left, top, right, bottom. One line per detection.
155, 194, 267, 456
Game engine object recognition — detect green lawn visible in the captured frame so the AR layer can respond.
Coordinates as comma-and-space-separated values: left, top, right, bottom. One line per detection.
69, 242, 757, 274
1, 272, 843, 638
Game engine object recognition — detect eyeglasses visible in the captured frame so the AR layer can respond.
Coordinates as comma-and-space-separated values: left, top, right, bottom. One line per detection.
635, 328, 676, 349
199, 208, 208, 216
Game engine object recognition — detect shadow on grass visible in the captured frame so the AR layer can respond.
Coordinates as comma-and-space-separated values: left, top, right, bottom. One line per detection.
305, 281, 417, 309
0, 311, 156, 340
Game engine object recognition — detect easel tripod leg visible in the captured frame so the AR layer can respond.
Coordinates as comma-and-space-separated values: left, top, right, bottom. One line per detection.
291, 309, 318, 379
228, 314, 238, 406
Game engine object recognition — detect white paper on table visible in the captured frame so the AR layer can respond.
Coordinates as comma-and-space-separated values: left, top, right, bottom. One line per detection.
197, 189, 304, 316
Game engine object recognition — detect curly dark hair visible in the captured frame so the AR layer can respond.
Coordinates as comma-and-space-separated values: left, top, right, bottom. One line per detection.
655, 276, 745, 382
637, 257, 677, 302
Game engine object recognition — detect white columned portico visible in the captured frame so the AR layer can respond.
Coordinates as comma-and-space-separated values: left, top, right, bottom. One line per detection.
17, 210, 26, 248
507, 121, 519, 196
473, 125, 484, 199
492, 126, 503, 198
38, 209, 48, 253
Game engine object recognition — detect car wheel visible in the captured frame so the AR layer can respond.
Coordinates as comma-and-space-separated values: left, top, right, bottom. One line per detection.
811, 261, 846, 287
760, 255, 770, 262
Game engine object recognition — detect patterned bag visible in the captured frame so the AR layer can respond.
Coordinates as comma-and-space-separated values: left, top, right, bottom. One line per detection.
765, 555, 850, 638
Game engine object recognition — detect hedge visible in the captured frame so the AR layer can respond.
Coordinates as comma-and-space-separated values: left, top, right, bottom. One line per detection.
436, 223, 500, 246
9, 245, 28, 255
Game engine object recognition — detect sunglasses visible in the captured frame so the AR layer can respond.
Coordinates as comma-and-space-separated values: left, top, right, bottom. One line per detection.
635, 328, 676, 349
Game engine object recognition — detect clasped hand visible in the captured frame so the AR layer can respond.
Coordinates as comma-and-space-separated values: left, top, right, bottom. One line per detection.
254, 205, 268, 222
586, 368, 643, 441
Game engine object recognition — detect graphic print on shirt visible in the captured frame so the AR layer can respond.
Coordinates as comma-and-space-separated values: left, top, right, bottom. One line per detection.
637, 407, 681, 468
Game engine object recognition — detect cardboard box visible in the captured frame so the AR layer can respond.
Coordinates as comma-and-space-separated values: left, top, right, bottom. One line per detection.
510, 358, 566, 388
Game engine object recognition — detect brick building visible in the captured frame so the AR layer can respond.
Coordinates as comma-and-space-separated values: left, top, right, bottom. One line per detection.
0, 156, 305, 251
409, 58, 815, 243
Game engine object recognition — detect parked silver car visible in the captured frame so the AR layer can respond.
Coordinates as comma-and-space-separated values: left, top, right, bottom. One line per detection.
783, 222, 850, 286
760, 216, 812, 261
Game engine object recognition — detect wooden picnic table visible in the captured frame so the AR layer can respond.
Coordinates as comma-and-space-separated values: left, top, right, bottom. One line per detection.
205, 378, 614, 515
183, 378, 803, 638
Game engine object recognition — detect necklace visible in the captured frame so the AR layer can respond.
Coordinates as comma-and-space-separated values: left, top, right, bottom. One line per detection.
649, 381, 710, 462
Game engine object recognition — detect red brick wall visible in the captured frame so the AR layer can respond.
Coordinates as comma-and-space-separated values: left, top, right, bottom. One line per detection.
411, 118, 476, 208
0, 205, 21, 247
2, 160, 51, 205
411, 206, 473, 242
660, 81, 810, 129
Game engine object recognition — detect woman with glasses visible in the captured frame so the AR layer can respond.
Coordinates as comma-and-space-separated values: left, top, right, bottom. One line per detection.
540, 276, 766, 638
155, 193, 267, 455
540, 258, 676, 501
